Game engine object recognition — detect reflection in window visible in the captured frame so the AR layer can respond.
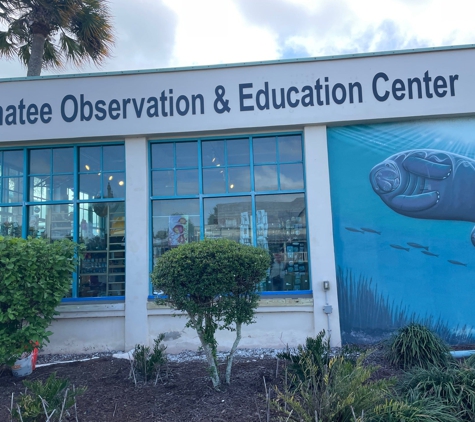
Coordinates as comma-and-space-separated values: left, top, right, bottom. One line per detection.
0, 206, 22, 237
29, 148, 74, 202
150, 134, 308, 292
152, 199, 200, 263
0, 144, 126, 299
256, 194, 308, 292
79, 202, 125, 297
28, 204, 74, 241
78, 146, 125, 200
204, 197, 252, 244
0, 150, 24, 203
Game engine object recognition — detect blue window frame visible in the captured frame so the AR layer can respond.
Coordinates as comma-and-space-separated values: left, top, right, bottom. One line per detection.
0, 144, 126, 301
150, 133, 310, 294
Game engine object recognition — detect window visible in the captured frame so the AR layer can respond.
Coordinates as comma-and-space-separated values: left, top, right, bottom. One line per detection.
150, 133, 310, 292
0, 144, 126, 299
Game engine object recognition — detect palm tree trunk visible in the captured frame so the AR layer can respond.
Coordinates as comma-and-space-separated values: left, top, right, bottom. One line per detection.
27, 32, 46, 77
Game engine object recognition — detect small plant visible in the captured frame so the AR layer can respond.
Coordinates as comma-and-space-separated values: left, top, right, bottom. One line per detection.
131, 334, 168, 384
385, 323, 452, 369
274, 352, 393, 422
398, 364, 475, 420
277, 330, 331, 381
369, 396, 460, 422
11, 372, 86, 422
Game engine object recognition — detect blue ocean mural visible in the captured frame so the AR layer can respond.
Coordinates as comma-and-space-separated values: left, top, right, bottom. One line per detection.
327, 117, 475, 345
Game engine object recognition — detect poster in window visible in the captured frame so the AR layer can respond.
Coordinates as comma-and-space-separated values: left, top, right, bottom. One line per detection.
168, 215, 188, 246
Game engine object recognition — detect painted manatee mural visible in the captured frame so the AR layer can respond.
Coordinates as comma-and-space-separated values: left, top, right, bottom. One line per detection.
370, 149, 475, 246
327, 120, 475, 345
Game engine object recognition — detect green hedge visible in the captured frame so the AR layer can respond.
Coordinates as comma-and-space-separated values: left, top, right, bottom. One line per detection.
0, 236, 82, 365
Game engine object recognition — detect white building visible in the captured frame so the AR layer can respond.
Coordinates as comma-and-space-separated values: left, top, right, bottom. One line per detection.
2, 45, 475, 353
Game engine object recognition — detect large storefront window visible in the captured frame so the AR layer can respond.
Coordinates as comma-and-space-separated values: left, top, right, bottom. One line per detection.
0, 144, 126, 299
150, 133, 310, 292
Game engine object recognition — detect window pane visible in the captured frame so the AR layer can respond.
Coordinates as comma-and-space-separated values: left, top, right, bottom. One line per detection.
280, 163, 304, 190
103, 173, 125, 199
103, 145, 125, 171
253, 137, 276, 163
228, 166, 250, 192
278, 135, 302, 162
79, 173, 102, 199
52, 175, 74, 201
2, 177, 23, 203
152, 199, 200, 264
53, 148, 74, 173
3, 150, 24, 176
0, 206, 22, 237
177, 169, 199, 195
203, 168, 226, 194
152, 171, 174, 196
202, 140, 225, 167
29, 149, 51, 174
256, 194, 308, 292
80, 146, 101, 172
29, 175, 51, 202
204, 196, 252, 244
79, 201, 125, 297
151, 143, 174, 169
29, 204, 73, 241
176, 142, 198, 168
254, 165, 278, 191
227, 138, 249, 165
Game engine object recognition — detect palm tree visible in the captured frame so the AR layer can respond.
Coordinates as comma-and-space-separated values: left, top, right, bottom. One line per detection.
0, 0, 114, 76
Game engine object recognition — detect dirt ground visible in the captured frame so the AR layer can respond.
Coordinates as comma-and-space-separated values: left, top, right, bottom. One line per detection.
0, 355, 283, 422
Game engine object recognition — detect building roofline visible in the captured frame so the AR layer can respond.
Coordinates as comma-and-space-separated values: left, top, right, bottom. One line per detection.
1, 44, 475, 83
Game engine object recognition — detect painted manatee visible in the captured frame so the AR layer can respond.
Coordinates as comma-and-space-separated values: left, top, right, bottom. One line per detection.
369, 149, 475, 245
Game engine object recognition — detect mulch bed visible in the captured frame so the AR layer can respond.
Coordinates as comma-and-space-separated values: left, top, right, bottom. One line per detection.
0, 356, 283, 421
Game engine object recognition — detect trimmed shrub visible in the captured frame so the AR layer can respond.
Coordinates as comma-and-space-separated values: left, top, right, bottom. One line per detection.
152, 238, 270, 389
0, 236, 82, 365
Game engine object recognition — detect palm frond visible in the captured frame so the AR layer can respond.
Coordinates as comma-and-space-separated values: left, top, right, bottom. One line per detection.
0, 30, 17, 58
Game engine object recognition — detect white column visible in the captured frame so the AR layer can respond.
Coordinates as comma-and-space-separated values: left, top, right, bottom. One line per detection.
124, 136, 150, 350
304, 125, 342, 347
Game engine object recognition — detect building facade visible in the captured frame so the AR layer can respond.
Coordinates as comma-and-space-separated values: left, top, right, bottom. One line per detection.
1, 45, 475, 353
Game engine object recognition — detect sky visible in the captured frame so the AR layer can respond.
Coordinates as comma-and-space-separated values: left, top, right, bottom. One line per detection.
1, 0, 475, 78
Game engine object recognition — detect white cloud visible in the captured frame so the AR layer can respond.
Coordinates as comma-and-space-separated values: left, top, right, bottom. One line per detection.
1, 0, 475, 79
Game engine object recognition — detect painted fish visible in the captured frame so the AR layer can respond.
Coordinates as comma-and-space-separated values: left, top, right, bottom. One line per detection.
448, 260, 467, 267
407, 242, 429, 250
361, 228, 381, 235
345, 227, 364, 233
421, 251, 438, 257
390, 244, 410, 252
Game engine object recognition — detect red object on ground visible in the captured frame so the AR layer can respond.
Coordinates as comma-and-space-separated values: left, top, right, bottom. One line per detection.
31, 342, 39, 370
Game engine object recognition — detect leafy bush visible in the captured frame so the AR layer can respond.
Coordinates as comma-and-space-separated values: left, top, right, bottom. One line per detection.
131, 334, 168, 383
385, 323, 452, 369
0, 236, 83, 365
152, 238, 270, 389
277, 330, 331, 381
12, 372, 86, 422
274, 352, 393, 422
398, 364, 475, 420
369, 396, 459, 422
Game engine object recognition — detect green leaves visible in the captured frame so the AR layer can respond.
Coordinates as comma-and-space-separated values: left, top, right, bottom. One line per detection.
0, 236, 83, 365
386, 323, 452, 369
151, 238, 270, 385
0, 0, 114, 75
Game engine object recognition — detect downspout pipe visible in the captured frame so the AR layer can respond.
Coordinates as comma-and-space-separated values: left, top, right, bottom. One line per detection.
450, 350, 475, 359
